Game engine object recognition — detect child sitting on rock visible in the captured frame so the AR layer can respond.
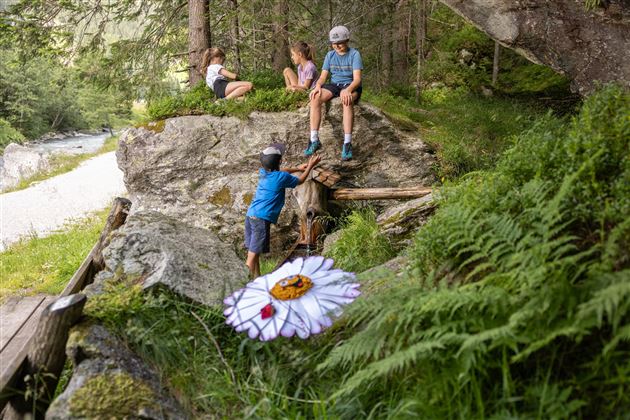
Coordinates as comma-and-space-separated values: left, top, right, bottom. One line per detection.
245, 144, 320, 278
283, 41, 319, 92
305, 25, 363, 161
201, 47, 253, 100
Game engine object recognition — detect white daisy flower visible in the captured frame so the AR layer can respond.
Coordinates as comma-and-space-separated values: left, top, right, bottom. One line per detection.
223, 256, 360, 341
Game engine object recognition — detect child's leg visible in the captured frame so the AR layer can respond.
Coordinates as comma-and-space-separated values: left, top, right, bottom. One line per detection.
246, 251, 260, 279
283, 68, 298, 89
341, 91, 360, 160
225, 81, 253, 99
309, 88, 334, 131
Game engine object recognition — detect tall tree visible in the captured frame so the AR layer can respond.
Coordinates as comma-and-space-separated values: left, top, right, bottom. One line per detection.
228, 0, 242, 73
188, 0, 211, 85
271, 0, 290, 71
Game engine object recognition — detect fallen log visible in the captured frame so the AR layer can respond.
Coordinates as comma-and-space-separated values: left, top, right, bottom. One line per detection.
331, 187, 432, 201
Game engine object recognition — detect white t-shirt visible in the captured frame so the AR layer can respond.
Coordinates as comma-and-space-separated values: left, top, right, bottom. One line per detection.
206, 64, 227, 90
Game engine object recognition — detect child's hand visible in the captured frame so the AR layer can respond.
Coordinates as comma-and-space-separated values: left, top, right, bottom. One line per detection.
340, 88, 354, 106
308, 154, 321, 167
297, 162, 309, 171
309, 86, 321, 101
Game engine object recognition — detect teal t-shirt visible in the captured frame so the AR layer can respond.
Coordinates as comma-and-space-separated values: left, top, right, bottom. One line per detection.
246, 169, 299, 223
322, 48, 363, 85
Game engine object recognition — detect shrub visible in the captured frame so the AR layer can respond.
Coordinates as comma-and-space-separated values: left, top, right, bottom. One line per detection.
0, 117, 25, 150
322, 85, 630, 418
324, 208, 395, 273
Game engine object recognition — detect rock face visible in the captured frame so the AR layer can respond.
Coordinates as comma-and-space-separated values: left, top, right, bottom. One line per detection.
117, 101, 436, 253
90, 211, 248, 306
440, 0, 630, 94
46, 322, 187, 419
0, 143, 50, 191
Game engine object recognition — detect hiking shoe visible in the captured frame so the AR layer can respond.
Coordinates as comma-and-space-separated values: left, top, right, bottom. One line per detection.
341, 143, 353, 161
304, 140, 321, 156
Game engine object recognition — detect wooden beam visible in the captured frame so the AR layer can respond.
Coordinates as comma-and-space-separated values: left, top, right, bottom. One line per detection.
331, 187, 432, 201
3, 294, 86, 418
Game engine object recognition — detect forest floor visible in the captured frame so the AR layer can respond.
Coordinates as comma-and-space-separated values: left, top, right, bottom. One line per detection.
0, 152, 125, 251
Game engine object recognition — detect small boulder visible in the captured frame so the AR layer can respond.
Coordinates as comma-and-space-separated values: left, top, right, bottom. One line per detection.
90, 211, 248, 306
46, 322, 187, 419
0, 143, 50, 191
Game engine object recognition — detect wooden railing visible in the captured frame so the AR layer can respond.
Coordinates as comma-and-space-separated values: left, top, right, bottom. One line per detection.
0, 198, 131, 418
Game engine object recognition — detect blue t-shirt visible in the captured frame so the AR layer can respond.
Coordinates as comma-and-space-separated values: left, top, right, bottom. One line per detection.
322, 48, 363, 85
246, 169, 299, 223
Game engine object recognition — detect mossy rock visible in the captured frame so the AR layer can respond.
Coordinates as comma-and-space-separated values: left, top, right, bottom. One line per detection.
135, 120, 166, 133
68, 372, 159, 418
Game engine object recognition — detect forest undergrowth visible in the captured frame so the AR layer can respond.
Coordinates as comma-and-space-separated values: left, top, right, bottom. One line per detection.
83, 85, 629, 418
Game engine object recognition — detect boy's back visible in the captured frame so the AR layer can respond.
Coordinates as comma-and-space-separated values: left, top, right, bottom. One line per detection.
246, 168, 299, 224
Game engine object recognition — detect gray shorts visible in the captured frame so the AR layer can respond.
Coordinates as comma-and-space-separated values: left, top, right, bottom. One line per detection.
244, 216, 271, 254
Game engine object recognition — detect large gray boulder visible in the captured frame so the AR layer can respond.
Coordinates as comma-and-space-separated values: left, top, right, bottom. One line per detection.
46, 323, 187, 419
440, 0, 630, 95
117, 101, 436, 252
0, 143, 50, 191
89, 211, 248, 306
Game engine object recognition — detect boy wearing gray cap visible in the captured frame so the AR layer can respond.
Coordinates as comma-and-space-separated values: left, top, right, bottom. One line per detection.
245, 144, 321, 278
306, 25, 363, 161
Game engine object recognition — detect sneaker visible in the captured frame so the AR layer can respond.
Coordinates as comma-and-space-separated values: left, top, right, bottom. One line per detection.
341, 143, 353, 161
304, 140, 321, 156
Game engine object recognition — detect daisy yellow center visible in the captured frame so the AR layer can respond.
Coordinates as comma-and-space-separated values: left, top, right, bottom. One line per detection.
270, 275, 313, 300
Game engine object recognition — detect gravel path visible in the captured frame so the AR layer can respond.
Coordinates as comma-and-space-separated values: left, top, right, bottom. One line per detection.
0, 152, 126, 251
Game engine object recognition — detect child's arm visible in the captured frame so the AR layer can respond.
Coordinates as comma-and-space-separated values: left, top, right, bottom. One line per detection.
282, 163, 308, 173
219, 68, 238, 80
295, 155, 321, 185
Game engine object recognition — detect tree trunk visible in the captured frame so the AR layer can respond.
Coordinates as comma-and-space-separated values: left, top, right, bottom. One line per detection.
229, 0, 242, 74
188, 0, 211, 86
393, 0, 410, 79
271, 0, 290, 71
415, 0, 428, 101
492, 41, 500, 86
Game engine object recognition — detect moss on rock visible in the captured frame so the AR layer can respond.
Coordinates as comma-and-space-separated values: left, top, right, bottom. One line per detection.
68, 372, 158, 418
209, 186, 233, 207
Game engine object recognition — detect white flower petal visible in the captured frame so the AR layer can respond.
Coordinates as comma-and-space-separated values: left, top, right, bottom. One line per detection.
311, 270, 353, 286
300, 256, 325, 276
277, 301, 310, 338
227, 298, 268, 326
286, 257, 304, 276
321, 258, 335, 272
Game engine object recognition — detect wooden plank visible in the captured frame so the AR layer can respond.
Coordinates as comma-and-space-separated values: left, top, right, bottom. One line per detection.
3, 294, 86, 417
0, 296, 46, 352
0, 296, 55, 411
331, 186, 433, 201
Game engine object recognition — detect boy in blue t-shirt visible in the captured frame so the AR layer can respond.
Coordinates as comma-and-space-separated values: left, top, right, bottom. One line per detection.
245, 144, 321, 278
306, 25, 363, 161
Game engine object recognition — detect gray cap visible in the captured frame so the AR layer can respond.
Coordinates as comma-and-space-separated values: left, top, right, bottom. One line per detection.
329, 25, 350, 43
261, 143, 286, 156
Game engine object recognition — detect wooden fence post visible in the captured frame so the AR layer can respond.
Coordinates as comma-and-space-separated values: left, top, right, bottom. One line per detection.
2, 294, 86, 419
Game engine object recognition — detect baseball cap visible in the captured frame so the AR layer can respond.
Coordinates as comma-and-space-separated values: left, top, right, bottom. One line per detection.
260, 143, 286, 170
329, 26, 350, 43
261, 143, 286, 156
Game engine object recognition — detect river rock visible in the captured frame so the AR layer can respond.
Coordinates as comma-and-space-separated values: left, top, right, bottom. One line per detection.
0, 143, 50, 191
46, 322, 187, 419
88, 211, 248, 306
440, 0, 630, 95
117, 100, 436, 253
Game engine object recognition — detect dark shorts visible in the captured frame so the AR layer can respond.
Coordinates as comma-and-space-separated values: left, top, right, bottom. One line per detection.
244, 216, 271, 254
213, 79, 229, 99
322, 83, 363, 104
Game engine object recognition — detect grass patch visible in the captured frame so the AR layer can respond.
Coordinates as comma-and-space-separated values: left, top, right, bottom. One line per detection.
146, 82, 308, 121
324, 207, 395, 273
0, 209, 108, 301
5, 135, 119, 192
365, 88, 553, 180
